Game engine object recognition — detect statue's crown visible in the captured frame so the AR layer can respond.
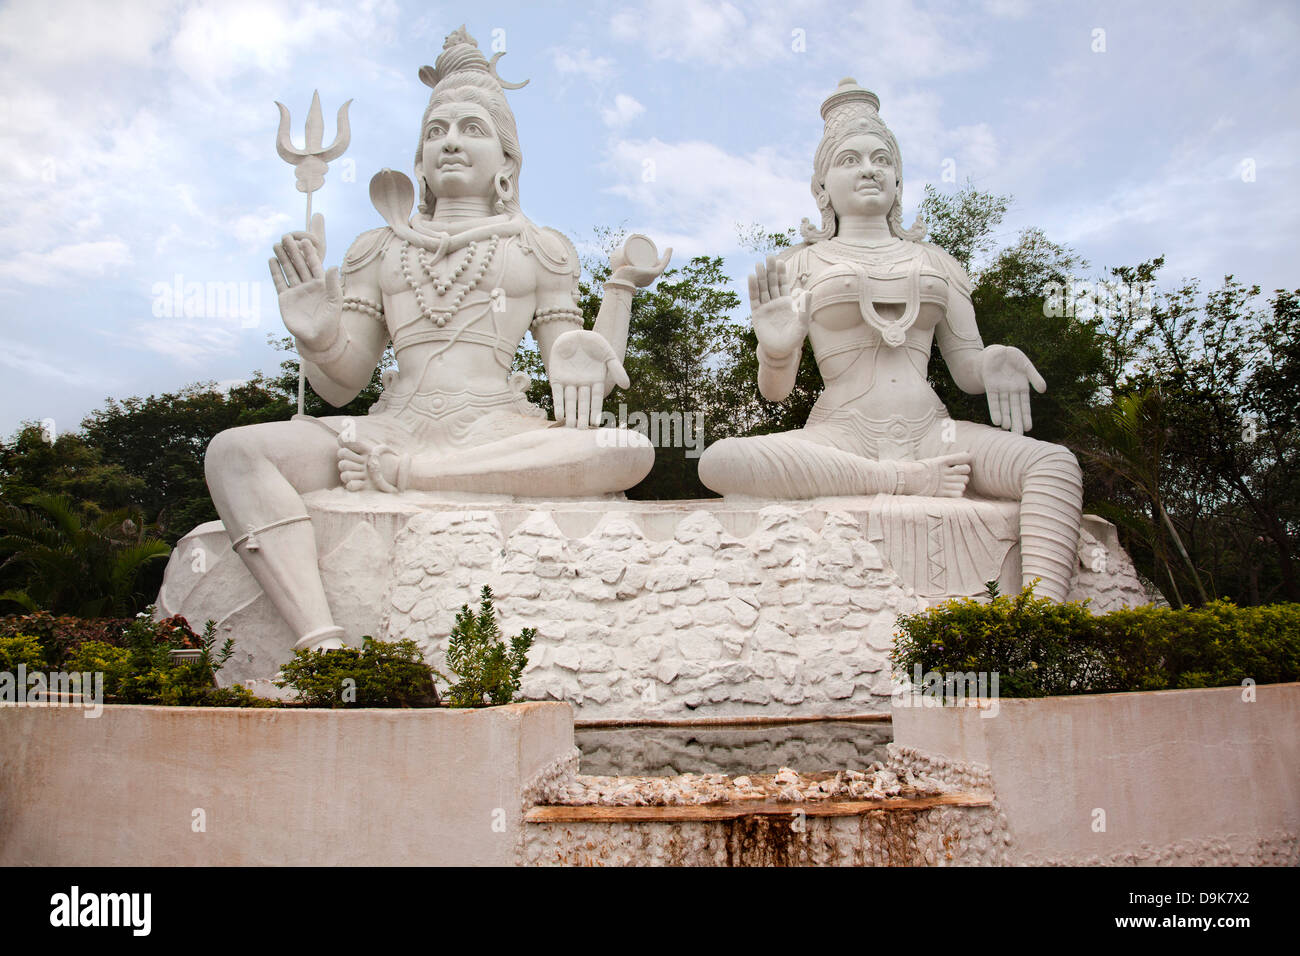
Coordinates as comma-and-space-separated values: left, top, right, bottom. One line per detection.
418, 25, 529, 93
820, 77, 882, 136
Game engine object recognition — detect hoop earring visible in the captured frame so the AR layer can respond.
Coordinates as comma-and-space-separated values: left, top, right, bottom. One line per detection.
494, 171, 514, 214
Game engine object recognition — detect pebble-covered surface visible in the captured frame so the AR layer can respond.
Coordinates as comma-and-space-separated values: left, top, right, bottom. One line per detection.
539, 762, 952, 807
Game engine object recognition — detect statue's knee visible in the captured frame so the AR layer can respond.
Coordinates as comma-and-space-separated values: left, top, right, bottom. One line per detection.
621, 428, 655, 481
204, 427, 258, 482
698, 437, 744, 493
1029, 442, 1083, 490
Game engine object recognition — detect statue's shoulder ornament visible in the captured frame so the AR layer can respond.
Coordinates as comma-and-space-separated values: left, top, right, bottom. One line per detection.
780, 242, 816, 288
517, 221, 581, 280
917, 241, 972, 299
341, 226, 396, 274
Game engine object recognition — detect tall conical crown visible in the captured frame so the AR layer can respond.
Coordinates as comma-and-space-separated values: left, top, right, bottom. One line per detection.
418, 25, 529, 93
820, 77, 881, 137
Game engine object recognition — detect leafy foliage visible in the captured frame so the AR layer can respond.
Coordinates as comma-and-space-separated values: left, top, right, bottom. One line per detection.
0, 632, 47, 672
57, 610, 255, 706
892, 584, 1300, 696
436, 586, 535, 707
0, 494, 170, 617
275, 637, 439, 708
0, 611, 133, 667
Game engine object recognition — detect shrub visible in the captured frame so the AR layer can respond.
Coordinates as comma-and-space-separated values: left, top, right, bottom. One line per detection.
63, 640, 132, 691
892, 584, 1300, 698
275, 637, 438, 708
52, 609, 252, 706
0, 632, 46, 673
0, 612, 134, 668
436, 586, 535, 708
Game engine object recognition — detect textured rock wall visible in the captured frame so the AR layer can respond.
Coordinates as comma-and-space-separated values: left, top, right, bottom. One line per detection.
158, 493, 1152, 716
384, 506, 917, 719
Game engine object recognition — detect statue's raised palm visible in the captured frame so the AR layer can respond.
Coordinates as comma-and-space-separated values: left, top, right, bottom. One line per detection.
749, 255, 807, 357
268, 219, 341, 350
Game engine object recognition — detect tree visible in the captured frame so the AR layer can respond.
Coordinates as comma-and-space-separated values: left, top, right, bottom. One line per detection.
0, 425, 145, 517
916, 180, 1011, 273
516, 226, 744, 499
0, 494, 170, 616
79, 373, 293, 541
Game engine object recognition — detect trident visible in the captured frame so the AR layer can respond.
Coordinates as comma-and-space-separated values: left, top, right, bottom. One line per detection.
274, 90, 352, 415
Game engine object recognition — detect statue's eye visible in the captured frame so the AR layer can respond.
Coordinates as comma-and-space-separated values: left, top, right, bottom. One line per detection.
840, 154, 858, 166
465, 123, 486, 136
427, 124, 446, 138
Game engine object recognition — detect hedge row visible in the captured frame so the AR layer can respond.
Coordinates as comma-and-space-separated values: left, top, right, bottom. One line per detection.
891, 587, 1300, 698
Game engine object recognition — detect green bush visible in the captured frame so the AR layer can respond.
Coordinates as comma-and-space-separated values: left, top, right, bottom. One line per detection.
275, 637, 438, 708
892, 584, 1300, 698
56, 609, 257, 706
0, 612, 134, 668
63, 640, 132, 690
436, 586, 534, 708
0, 632, 46, 673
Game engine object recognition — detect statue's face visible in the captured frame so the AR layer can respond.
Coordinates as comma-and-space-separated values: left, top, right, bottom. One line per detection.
418, 101, 510, 201
822, 132, 897, 222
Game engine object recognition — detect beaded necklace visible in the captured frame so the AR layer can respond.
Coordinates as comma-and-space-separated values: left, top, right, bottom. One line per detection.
398, 233, 500, 327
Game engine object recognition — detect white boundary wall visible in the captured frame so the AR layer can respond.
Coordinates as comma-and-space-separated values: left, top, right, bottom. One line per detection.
0, 702, 573, 866
892, 682, 1300, 865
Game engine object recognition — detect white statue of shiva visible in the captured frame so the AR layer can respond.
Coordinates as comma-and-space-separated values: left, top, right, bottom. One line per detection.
698, 79, 1083, 602
204, 27, 671, 653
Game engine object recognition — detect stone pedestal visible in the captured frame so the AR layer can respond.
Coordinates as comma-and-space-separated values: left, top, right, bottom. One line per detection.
156, 490, 1150, 717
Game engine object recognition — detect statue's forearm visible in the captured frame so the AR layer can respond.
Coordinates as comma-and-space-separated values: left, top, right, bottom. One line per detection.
757, 346, 799, 402
297, 305, 387, 399
592, 278, 635, 363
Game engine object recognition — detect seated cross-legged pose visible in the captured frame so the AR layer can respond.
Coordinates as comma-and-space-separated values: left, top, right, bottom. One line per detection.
698, 78, 1082, 602
205, 27, 670, 651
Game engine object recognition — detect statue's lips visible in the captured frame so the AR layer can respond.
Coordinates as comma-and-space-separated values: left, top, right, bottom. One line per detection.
437, 159, 470, 169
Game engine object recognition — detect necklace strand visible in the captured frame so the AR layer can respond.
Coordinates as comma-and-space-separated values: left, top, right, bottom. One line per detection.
400, 234, 500, 327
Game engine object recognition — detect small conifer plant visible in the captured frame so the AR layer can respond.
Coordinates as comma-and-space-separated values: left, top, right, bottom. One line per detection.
437, 586, 535, 708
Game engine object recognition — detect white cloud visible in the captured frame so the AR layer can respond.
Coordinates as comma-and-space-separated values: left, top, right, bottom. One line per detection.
601, 94, 646, 128
0, 240, 133, 287
232, 210, 297, 253
608, 0, 985, 77
551, 47, 616, 83
611, 0, 752, 65
0, 340, 118, 389
169, 1, 352, 90
603, 138, 810, 258
123, 318, 246, 366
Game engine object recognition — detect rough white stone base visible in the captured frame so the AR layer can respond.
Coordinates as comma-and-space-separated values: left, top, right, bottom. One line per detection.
157, 491, 1149, 717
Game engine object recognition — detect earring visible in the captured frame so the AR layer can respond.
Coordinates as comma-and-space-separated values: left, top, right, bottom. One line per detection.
494, 171, 514, 214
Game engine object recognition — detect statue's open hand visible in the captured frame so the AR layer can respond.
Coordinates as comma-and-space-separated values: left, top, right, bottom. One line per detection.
337, 439, 403, 493
981, 344, 1047, 435
549, 329, 629, 429
749, 255, 807, 359
269, 220, 342, 351
610, 246, 673, 289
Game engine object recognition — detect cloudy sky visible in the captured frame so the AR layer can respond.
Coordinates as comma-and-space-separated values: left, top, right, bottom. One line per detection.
1, 0, 1296, 438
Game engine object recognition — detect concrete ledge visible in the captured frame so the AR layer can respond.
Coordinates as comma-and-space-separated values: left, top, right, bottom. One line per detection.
892, 682, 1300, 865
525, 791, 992, 824
0, 701, 573, 866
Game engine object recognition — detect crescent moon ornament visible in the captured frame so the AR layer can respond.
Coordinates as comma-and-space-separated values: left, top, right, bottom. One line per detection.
489, 52, 530, 90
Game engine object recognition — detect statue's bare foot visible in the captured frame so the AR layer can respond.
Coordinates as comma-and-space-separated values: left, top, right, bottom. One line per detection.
900, 453, 972, 497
